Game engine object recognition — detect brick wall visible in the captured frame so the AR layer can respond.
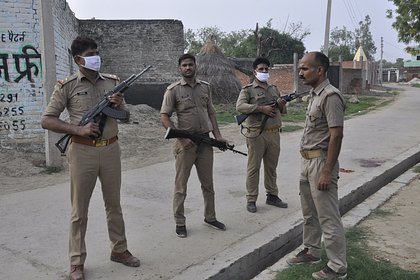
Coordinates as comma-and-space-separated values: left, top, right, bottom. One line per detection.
79, 19, 184, 109
0, 0, 44, 151
1, 1, 184, 152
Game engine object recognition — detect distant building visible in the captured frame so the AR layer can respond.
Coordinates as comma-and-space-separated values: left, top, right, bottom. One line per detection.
402, 47, 420, 81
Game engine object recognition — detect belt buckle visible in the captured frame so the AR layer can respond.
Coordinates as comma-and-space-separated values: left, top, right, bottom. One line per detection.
300, 150, 309, 159
95, 139, 108, 147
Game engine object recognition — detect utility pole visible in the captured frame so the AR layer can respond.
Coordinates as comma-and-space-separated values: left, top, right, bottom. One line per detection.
379, 36, 383, 85
323, 0, 332, 56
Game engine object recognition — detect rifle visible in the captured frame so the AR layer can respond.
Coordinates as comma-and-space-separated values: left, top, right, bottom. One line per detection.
164, 127, 247, 156
55, 65, 152, 154
234, 90, 310, 125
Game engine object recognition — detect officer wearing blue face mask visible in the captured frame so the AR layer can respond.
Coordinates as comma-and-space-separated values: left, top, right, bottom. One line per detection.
41, 36, 140, 280
236, 57, 288, 213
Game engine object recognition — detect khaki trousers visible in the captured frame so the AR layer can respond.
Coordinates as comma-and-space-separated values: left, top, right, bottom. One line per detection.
299, 154, 347, 273
67, 141, 127, 265
245, 131, 280, 202
173, 141, 216, 226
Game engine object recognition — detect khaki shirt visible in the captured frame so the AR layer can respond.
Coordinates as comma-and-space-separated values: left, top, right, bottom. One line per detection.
160, 78, 216, 133
43, 71, 126, 139
300, 79, 346, 150
236, 80, 286, 129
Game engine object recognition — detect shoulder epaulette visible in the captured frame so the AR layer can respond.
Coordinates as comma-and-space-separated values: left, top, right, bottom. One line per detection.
57, 73, 77, 87
324, 84, 340, 96
199, 80, 210, 85
102, 73, 120, 81
242, 83, 253, 89
167, 81, 181, 90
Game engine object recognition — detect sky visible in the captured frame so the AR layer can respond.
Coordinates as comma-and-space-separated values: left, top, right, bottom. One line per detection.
65, 0, 413, 62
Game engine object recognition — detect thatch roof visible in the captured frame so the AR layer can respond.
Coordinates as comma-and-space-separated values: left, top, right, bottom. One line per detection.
196, 38, 242, 104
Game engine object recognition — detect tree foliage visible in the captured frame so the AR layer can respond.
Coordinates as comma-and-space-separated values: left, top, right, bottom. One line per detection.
354, 15, 377, 59
184, 20, 308, 64
326, 15, 377, 61
386, 0, 420, 44
327, 26, 356, 61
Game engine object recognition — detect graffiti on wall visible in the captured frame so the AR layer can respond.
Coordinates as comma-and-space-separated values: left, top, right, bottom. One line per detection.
0, 30, 42, 135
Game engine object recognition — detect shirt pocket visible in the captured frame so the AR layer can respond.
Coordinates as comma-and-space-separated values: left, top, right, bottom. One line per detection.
199, 94, 209, 107
178, 95, 195, 111
74, 91, 90, 111
308, 106, 323, 128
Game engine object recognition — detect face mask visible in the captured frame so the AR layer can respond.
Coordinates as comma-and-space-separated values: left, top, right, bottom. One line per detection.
255, 71, 269, 82
79, 55, 101, 72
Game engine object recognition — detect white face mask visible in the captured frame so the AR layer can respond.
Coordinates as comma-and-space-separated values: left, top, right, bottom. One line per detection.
255, 71, 269, 82
79, 55, 101, 72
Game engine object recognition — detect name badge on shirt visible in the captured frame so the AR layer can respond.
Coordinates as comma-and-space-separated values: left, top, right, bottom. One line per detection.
76, 91, 88, 95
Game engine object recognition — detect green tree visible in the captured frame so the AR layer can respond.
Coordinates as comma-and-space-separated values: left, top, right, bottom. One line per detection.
184, 26, 226, 54
257, 26, 305, 63
183, 20, 307, 63
220, 30, 254, 57
327, 26, 356, 61
386, 0, 420, 44
354, 15, 377, 59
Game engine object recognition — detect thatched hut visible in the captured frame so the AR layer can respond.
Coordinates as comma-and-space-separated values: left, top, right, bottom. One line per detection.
196, 37, 242, 104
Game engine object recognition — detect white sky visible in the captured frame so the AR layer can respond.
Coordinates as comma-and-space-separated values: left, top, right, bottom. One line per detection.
66, 0, 413, 62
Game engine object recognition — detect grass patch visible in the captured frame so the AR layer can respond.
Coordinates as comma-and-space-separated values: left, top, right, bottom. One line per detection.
42, 166, 63, 174
371, 207, 394, 217
282, 125, 303, 132
274, 227, 420, 280
345, 96, 380, 115
215, 103, 237, 124
413, 165, 420, 173
412, 84, 420, 88
215, 94, 394, 126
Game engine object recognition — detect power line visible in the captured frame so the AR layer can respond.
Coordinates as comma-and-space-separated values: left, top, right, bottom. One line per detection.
342, 0, 358, 29
348, 0, 363, 20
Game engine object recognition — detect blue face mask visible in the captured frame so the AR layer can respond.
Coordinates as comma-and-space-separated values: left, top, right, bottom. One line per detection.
255, 72, 269, 82
79, 55, 101, 72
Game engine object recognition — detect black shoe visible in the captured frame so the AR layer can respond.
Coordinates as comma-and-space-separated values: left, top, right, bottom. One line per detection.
266, 194, 288, 208
247, 202, 257, 213
176, 225, 187, 238
204, 219, 226, 231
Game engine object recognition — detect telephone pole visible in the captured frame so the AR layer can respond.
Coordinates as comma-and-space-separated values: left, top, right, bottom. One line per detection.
323, 0, 332, 56
379, 36, 383, 85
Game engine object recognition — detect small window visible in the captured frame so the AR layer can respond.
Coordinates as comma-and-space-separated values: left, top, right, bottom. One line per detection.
417, 55, 420, 61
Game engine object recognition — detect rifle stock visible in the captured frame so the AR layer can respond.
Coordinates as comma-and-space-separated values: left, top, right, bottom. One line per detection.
234, 90, 310, 125
164, 127, 247, 156
55, 65, 152, 155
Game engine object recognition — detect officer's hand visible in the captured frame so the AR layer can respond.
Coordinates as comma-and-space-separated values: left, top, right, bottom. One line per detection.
108, 92, 124, 108
277, 98, 287, 106
260, 105, 277, 117
318, 171, 332, 191
78, 122, 100, 138
216, 136, 229, 145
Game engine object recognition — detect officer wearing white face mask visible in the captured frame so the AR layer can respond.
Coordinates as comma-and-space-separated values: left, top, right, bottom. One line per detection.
236, 57, 288, 213
41, 36, 140, 280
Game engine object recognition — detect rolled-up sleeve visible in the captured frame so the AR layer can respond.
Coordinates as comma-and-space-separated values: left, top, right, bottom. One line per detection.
236, 88, 258, 114
43, 83, 66, 117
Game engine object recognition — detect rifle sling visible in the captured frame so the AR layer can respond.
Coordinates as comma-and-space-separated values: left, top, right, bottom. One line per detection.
98, 113, 107, 137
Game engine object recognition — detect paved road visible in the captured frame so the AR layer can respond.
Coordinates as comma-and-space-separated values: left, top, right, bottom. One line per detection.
1, 84, 419, 280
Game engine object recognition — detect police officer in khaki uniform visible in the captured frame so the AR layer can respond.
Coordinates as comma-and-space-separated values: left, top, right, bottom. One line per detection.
236, 57, 288, 213
41, 37, 139, 280
160, 53, 227, 238
287, 52, 347, 280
